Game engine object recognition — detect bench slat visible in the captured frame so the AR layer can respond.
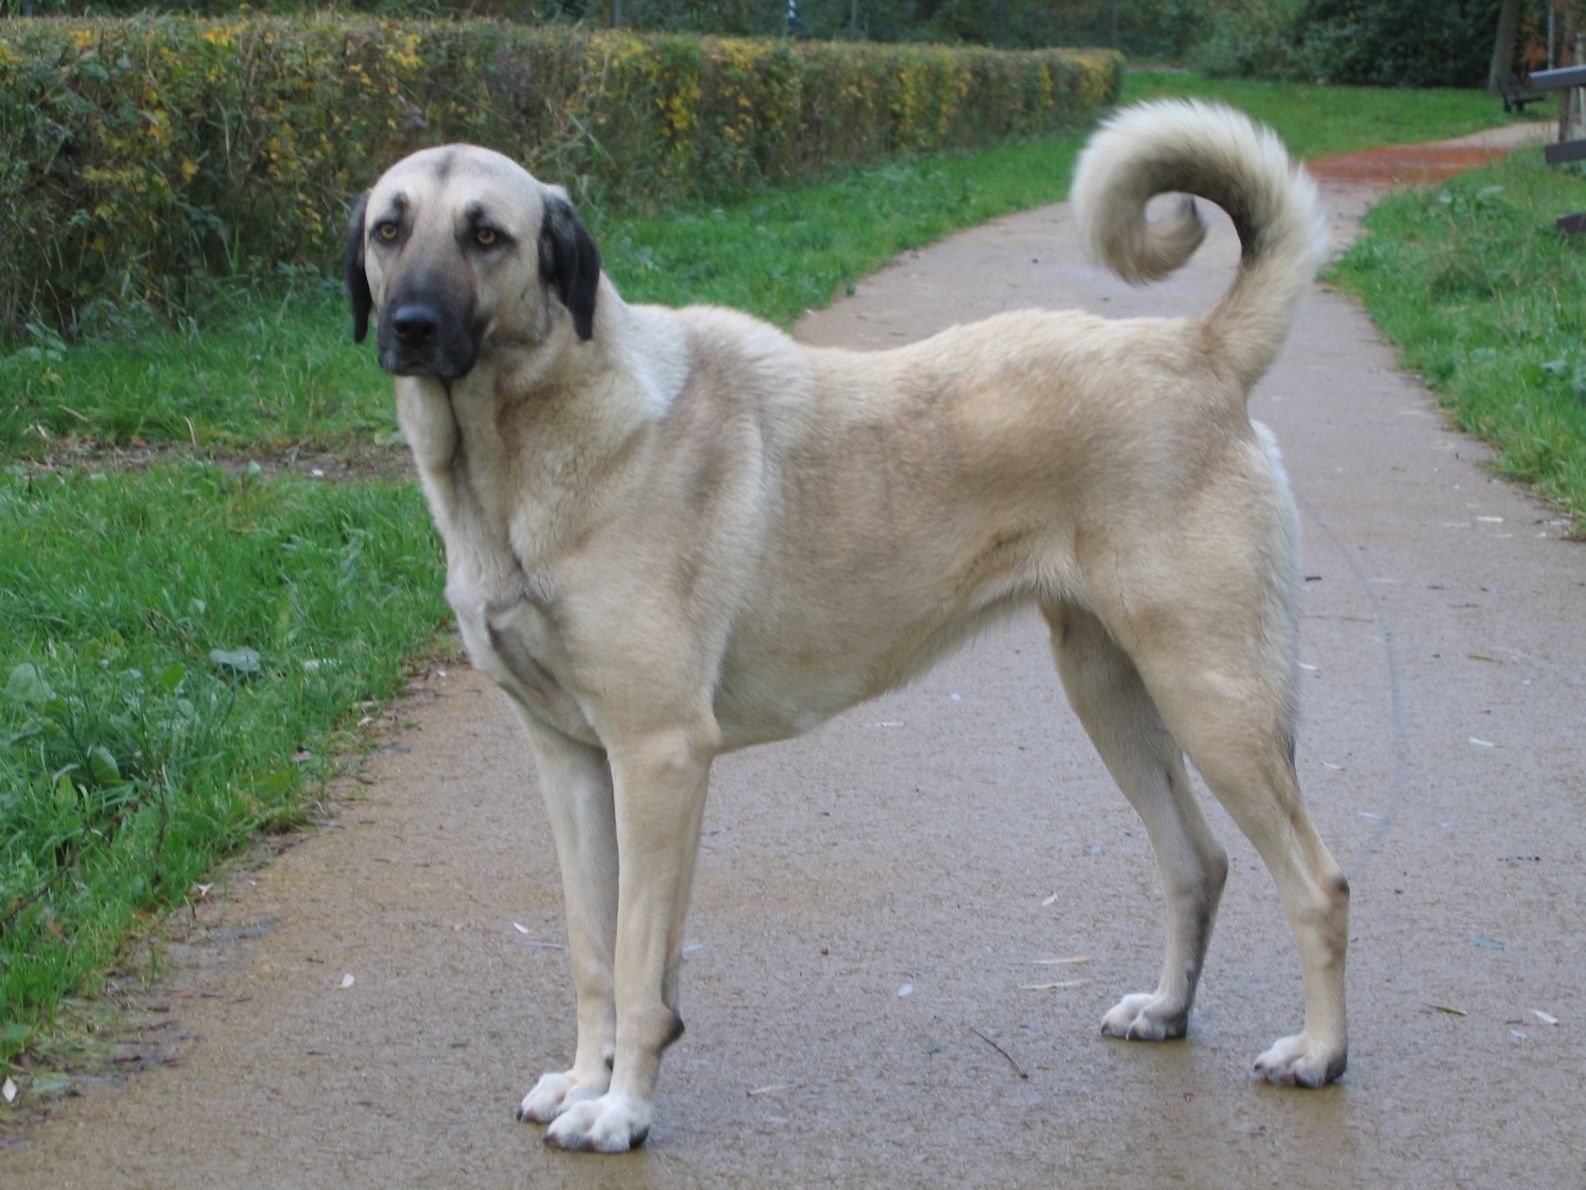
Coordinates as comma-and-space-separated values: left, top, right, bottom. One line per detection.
1526, 64, 1586, 92
1545, 139, 1586, 165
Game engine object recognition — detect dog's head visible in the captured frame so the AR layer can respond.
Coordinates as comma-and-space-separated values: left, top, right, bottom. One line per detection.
346, 145, 601, 380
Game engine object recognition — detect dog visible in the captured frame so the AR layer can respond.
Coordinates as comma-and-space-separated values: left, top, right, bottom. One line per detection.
346, 99, 1349, 1153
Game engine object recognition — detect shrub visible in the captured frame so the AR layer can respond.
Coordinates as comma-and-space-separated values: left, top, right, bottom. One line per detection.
1189, 0, 1498, 87
0, 18, 1121, 338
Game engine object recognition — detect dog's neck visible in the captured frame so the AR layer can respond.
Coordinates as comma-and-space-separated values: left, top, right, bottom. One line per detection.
395, 281, 690, 578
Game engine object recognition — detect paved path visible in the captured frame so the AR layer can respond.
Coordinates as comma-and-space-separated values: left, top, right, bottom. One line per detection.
4, 125, 1583, 1187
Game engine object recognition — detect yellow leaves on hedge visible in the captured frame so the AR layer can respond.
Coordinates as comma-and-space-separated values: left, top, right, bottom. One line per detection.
0, 18, 1121, 337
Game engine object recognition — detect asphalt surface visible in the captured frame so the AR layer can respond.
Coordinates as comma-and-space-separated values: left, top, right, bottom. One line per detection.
3, 124, 1583, 1188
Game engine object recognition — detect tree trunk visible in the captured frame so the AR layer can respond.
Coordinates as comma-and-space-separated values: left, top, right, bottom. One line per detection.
1487, 0, 1523, 92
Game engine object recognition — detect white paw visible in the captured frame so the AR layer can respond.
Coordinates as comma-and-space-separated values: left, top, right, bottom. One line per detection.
1101, 992, 1190, 1041
543, 1092, 653, 1153
1253, 1032, 1346, 1087
517, 1070, 608, 1124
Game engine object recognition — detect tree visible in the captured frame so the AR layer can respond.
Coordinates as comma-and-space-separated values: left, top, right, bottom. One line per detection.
1488, 0, 1523, 89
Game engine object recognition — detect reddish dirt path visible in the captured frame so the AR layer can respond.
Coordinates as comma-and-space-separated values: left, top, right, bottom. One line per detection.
1308, 142, 1519, 186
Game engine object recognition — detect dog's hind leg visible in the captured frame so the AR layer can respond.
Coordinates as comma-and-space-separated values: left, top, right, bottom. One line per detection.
1152, 681, 1349, 1087
1045, 603, 1229, 1043
1098, 582, 1349, 1088
515, 715, 621, 1126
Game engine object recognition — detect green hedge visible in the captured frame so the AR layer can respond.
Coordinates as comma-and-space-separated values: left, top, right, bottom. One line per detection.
0, 18, 1121, 338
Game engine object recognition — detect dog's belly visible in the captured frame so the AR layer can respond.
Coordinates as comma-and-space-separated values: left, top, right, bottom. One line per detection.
710, 590, 1032, 751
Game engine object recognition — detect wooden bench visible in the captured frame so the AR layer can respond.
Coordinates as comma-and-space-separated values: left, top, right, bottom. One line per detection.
1499, 72, 1547, 113
1522, 64, 1586, 233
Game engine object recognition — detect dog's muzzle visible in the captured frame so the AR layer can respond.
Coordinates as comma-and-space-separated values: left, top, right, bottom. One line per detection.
378, 296, 480, 380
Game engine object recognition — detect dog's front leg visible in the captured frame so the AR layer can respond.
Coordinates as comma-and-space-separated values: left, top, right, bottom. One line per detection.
514, 715, 620, 1126
542, 719, 717, 1153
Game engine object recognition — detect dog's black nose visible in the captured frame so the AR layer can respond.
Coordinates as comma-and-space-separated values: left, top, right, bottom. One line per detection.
390, 302, 442, 343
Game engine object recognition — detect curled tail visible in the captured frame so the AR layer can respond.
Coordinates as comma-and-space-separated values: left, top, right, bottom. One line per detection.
1069, 99, 1327, 392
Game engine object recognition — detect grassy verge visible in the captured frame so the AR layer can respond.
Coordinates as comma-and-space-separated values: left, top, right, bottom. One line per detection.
0, 75, 1522, 1075
1, 467, 447, 1059
1331, 153, 1586, 531
2, 139, 1086, 458
1122, 69, 1515, 158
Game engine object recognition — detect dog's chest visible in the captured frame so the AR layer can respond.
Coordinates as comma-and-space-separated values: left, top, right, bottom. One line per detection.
450, 577, 596, 744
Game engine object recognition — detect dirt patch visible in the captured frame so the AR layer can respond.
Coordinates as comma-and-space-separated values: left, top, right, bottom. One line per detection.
10, 438, 413, 482
1308, 142, 1517, 187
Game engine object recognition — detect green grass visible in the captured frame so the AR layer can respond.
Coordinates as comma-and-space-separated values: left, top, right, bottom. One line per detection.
2, 139, 1087, 458
0, 465, 446, 1058
1122, 69, 1515, 158
1331, 153, 1586, 531
0, 73, 1534, 1077
0, 277, 397, 457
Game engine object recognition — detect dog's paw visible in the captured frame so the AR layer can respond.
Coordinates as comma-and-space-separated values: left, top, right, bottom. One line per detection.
517, 1070, 608, 1124
1253, 1033, 1346, 1088
1100, 992, 1190, 1041
542, 1092, 652, 1153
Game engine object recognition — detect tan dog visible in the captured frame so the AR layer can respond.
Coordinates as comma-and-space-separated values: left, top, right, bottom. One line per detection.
346, 99, 1349, 1153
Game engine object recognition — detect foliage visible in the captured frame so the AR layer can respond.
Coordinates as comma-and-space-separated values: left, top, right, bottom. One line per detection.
1189, 0, 1502, 87
1123, 69, 1508, 158
1, 0, 1209, 57
1332, 152, 1586, 530
0, 17, 1121, 339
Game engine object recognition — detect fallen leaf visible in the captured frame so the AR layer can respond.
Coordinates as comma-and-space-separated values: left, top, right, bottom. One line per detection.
208, 647, 261, 675
1017, 980, 1087, 991
898, 983, 914, 998
1532, 1009, 1560, 1026
1429, 1003, 1468, 1016
1469, 737, 1497, 748
2, 1076, 15, 1103
1028, 956, 1090, 966
746, 1082, 800, 1097
339, 973, 356, 989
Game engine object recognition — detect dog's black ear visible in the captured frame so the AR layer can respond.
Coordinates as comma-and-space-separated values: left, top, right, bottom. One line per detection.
539, 193, 601, 342
345, 191, 373, 344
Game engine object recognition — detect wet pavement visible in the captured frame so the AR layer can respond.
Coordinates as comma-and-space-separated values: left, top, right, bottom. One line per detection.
3, 124, 1583, 1187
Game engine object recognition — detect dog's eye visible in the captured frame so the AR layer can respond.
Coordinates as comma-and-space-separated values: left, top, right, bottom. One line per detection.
375, 222, 400, 243
474, 227, 500, 248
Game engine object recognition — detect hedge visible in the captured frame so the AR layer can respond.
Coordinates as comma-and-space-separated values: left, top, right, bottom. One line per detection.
0, 18, 1121, 339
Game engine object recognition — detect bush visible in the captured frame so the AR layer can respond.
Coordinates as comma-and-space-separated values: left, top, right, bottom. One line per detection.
1289, 0, 1495, 88
1190, 0, 1498, 87
0, 17, 1121, 339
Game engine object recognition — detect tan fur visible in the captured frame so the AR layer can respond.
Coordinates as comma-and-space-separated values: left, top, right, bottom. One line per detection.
348, 99, 1349, 1152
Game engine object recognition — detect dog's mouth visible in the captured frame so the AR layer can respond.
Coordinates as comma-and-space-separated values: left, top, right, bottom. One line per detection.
379, 347, 477, 381
377, 298, 480, 380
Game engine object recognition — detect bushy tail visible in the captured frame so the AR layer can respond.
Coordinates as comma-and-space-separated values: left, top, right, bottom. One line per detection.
1069, 99, 1327, 392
